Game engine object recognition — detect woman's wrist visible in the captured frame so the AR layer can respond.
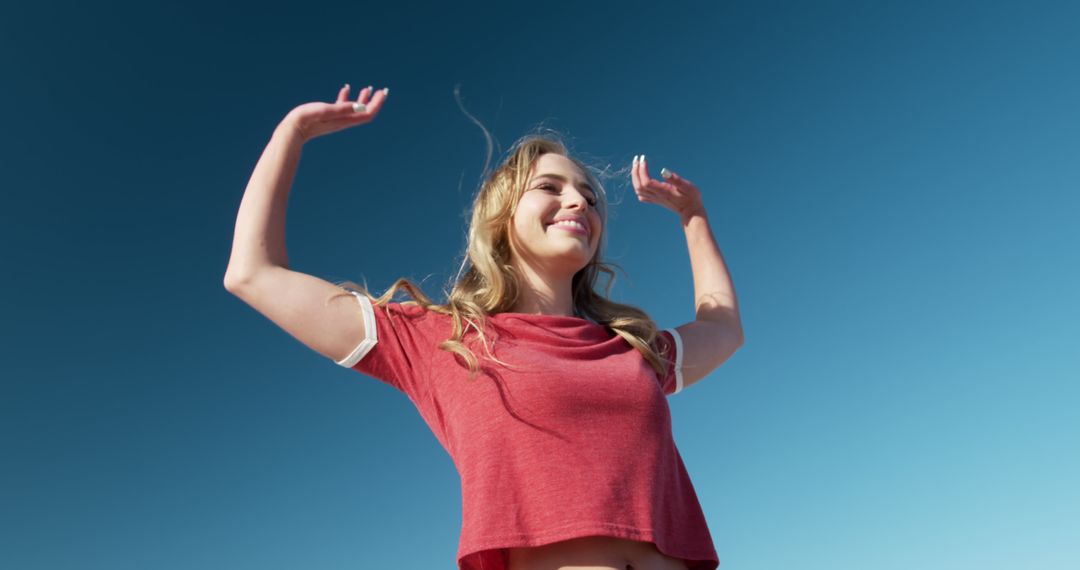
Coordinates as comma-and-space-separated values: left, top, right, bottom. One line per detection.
275, 114, 308, 145
680, 207, 708, 227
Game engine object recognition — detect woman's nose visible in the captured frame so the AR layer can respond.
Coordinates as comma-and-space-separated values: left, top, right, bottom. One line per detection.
566, 189, 590, 207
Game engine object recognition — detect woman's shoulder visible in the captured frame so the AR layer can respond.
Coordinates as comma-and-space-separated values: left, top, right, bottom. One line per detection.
373, 300, 452, 323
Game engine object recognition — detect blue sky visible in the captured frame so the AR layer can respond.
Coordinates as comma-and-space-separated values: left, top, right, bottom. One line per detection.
2, 1, 1078, 568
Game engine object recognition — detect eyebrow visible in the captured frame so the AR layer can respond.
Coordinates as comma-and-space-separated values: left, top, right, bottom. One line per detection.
530, 173, 597, 197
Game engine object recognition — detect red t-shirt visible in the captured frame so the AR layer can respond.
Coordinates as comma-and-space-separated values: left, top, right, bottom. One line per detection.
335, 293, 720, 570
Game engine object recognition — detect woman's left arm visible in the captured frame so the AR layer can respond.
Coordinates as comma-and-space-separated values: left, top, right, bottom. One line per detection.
632, 155, 744, 386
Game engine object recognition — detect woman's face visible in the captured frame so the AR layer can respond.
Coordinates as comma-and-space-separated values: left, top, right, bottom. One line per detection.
508, 153, 603, 277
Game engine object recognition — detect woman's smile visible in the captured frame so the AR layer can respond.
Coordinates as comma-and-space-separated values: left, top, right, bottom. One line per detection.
549, 221, 589, 236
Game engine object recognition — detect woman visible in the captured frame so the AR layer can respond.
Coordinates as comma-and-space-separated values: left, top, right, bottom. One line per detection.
224, 83, 744, 570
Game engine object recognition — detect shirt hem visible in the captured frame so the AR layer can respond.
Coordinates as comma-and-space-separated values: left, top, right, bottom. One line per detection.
457, 521, 719, 570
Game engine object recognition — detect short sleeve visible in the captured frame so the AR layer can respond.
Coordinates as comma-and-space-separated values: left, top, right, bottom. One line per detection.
657, 328, 685, 396
334, 292, 438, 401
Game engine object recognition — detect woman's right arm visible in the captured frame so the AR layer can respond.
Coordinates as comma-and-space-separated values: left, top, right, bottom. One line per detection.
222, 120, 303, 285
224, 84, 388, 363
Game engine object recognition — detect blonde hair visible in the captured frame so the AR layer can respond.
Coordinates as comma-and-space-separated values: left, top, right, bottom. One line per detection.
328, 129, 674, 382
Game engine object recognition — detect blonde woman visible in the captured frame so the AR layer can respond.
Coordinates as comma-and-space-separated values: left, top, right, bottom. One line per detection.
224, 83, 744, 570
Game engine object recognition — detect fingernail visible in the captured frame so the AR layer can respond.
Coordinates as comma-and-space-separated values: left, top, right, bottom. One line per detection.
641, 154, 646, 162
661, 168, 672, 179
633, 155, 639, 164
344, 83, 350, 90
366, 85, 373, 92
383, 87, 390, 96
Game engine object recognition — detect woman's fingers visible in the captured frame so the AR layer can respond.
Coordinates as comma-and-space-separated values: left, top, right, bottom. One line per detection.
631, 154, 703, 212
632, 156, 656, 203
632, 154, 675, 192
329, 83, 383, 114
362, 87, 388, 116
631, 155, 653, 202
660, 170, 698, 197
284, 83, 389, 142
314, 85, 389, 134
357, 85, 373, 105
633, 154, 664, 190
639, 155, 653, 186
326, 86, 388, 122
631, 155, 642, 190
345, 87, 387, 114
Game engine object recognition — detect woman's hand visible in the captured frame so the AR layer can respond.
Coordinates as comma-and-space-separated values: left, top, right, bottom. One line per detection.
631, 154, 706, 222
280, 83, 389, 143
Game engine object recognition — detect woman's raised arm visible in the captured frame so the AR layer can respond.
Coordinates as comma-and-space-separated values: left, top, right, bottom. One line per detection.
223, 84, 388, 364
224, 83, 388, 285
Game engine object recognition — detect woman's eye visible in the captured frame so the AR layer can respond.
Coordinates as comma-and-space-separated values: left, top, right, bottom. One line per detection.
538, 183, 597, 207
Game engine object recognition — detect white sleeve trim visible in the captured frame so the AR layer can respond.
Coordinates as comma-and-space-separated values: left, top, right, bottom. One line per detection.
335, 291, 379, 367
661, 327, 685, 395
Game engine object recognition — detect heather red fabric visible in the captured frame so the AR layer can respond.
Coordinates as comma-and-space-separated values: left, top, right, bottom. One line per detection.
336, 294, 720, 570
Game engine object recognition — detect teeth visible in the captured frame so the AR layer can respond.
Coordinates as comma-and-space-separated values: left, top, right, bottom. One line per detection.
553, 220, 586, 232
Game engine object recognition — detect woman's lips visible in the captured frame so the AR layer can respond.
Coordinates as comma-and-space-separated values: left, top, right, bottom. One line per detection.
549, 223, 588, 237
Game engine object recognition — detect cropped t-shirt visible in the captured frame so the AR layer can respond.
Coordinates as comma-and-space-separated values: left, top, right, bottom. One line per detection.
334, 293, 720, 570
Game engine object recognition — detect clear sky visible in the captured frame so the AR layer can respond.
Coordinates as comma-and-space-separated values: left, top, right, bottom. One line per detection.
2, 1, 1078, 568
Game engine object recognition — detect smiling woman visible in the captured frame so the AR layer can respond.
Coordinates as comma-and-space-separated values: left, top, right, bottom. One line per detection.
506, 152, 606, 315
225, 82, 739, 570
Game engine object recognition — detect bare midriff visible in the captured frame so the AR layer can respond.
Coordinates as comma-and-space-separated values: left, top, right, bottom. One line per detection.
505, 535, 690, 570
